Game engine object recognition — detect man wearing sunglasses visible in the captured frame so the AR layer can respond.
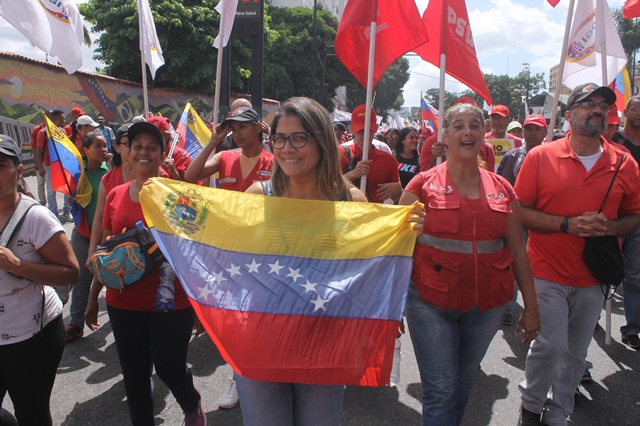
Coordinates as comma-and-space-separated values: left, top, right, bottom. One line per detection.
515, 83, 640, 426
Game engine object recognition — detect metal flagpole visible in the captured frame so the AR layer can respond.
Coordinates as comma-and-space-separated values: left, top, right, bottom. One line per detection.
360, 20, 377, 194
138, 0, 150, 119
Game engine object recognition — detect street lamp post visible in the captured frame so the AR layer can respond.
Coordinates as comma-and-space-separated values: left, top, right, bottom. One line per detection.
522, 63, 530, 119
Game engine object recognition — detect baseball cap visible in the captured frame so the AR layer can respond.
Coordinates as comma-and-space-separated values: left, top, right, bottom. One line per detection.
77, 115, 99, 127
333, 122, 346, 132
127, 122, 165, 151
490, 105, 510, 117
115, 123, 133, 144
506, 121, 522, 132
608, 104, 621, 125
0, 134, 21, 163
71, 107, 85, 119
420, 128, 432, 138
147, 116, 171, 134
351, 104, 377, 133
566, 83, 616, 110
220, 107, 261, 127
454, 96, 478, 106
523, 114, 548, 128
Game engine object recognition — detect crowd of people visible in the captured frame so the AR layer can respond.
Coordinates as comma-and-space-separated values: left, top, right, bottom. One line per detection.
0, 82, 638, 426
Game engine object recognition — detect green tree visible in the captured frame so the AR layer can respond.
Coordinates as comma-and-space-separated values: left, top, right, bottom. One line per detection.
484, 71, 545, 119
344, 58, 411, 118
423, 88, 460, 110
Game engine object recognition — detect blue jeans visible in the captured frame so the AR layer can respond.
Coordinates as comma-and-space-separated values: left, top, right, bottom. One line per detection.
405, 284, 503, 426
621, 222, 640, 337
235, 374, 345, 426
44, 165, 71, 216
69, 229, 93, 328
519, 279, 603, 426
107, 306, 200, 426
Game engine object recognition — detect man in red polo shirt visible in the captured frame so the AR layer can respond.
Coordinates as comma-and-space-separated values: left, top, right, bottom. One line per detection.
516, 83, 640, 425
340, 105, 401, 203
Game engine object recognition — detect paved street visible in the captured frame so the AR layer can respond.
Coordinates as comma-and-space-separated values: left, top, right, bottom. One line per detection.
5, 175, 639, 425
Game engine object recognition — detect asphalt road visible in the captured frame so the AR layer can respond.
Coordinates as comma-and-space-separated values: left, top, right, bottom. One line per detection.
4, 175, 639, 425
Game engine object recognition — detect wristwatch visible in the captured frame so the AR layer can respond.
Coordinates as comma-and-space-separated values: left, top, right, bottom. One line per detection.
560, 217, 570, 232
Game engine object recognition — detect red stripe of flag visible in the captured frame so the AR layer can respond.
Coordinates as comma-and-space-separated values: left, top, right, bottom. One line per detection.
193, 304, 398, 386
624, 0, 640, 18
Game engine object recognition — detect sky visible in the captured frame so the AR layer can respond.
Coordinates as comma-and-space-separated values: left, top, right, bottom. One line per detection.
0, 0, 629, 109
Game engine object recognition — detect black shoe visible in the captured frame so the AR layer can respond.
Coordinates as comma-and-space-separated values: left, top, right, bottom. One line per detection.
519, 405, 541, 426
622, 334, 640, 349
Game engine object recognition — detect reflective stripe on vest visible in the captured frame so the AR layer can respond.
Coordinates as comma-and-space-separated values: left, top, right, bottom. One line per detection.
219, 178, 237, 184
417, 234, 504, 254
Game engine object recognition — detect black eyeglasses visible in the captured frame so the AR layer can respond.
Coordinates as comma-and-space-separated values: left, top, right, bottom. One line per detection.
572, 100, 611, 112
269, 132, 312, 149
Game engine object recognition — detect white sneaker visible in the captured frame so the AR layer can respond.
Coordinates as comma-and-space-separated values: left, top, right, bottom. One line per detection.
218, 379, 238, 409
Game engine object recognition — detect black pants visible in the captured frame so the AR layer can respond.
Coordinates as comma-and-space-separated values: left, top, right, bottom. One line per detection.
0, 314, 65, 426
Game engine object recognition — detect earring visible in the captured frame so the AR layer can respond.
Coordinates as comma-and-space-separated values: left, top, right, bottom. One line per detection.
123, 161, 134, 175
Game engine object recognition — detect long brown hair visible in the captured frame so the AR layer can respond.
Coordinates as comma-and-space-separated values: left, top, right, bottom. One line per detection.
270, 97, 352, 201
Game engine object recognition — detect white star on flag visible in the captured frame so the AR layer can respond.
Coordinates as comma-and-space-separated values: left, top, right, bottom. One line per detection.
286, 267, 303, 282
198, 284, 214, 300
212, 271, 227, 285
310, 295, 329, 312
246, 259, 262, 273
225, 263, 242, 277
268, 260, 284, 275
300, 279, 317, 294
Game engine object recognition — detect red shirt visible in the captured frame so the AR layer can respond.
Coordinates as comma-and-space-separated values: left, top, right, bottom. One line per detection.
515, 133, 640, 287
101, 167, 125, 196
217, 149, 274, 192
102, 182, 190, 311
34, 128, 50, 166
160, 144, 192, 179
406, 165, 516, 311
339, 143, 399, 203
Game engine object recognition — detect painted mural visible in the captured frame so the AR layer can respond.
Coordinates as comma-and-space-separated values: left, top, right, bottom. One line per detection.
0, 52, 280, 128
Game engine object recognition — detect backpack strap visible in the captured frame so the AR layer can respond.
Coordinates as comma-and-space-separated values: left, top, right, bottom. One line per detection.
0, 194, 40, 248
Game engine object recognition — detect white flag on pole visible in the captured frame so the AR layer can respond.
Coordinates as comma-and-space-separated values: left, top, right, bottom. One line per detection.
562, 0, 626, 88
0, 0, 84, 74
213, 0, 239, 49
138, 0, 164, 79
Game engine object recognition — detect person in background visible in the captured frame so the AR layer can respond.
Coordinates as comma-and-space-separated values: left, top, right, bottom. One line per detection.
507, 121, 523, 139
340, 104, 400, 203
30, 116, 47, 205
97, 116, 116, 152
396, 126, 421, 189
496, 114, 547, 327
146, 116, 192, 181
399, 103, 540, 425
85, 122, 206, 426
0, 134, 80, 426
333, 122, 346, 146
243, 96, 367, 426
65, 131, 110, 342
64, 107, 86, 153
385, 128, 400, 154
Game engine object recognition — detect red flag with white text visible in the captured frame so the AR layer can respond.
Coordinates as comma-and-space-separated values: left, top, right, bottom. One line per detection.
414, 0, 492, 105
624, 0, 640, 18
334, 0, 429, 89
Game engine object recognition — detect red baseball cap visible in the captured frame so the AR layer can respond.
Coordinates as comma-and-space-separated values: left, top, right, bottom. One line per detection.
71, 107, 85, 120
454, 96, 478, 106
608, 104, 621, 125
523, 114, 547, 128
147, 116, 171, 134
420, 128, 432, 138
490, 105, 510, 117
351, 104, 377, 133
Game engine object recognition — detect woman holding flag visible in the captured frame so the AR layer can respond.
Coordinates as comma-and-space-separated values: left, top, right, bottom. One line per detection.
241, 97, 367, 425
399, 103, 540, 425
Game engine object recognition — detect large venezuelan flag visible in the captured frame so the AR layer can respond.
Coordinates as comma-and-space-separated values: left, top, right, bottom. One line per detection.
175, 103, 211, 160
43, 114, 91, 208
140, 178, 418, 386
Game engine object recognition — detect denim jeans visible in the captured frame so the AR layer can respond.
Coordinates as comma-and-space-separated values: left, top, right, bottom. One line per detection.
405, 284, 503, 426
44, 165, 71, 215
107, 306, 200, 426
621, 222, 640, 337
69, 229, 93, 328
235, 373, 345, 426
519, 279, 604, 426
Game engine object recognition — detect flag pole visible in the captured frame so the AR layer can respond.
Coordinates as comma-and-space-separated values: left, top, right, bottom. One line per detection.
213, 23, 226, 127
138, 0, 150, 119
548, 0, 576, 142
360, 20, 377, 194
597, 0, 613, 346
436, 0, 449, 165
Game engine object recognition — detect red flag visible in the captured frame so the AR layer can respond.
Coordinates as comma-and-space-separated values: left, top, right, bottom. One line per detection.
335, 0, 429, 89
415, 0, 492, 105
624, 0, 640, 18
548, 0, 561, 6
